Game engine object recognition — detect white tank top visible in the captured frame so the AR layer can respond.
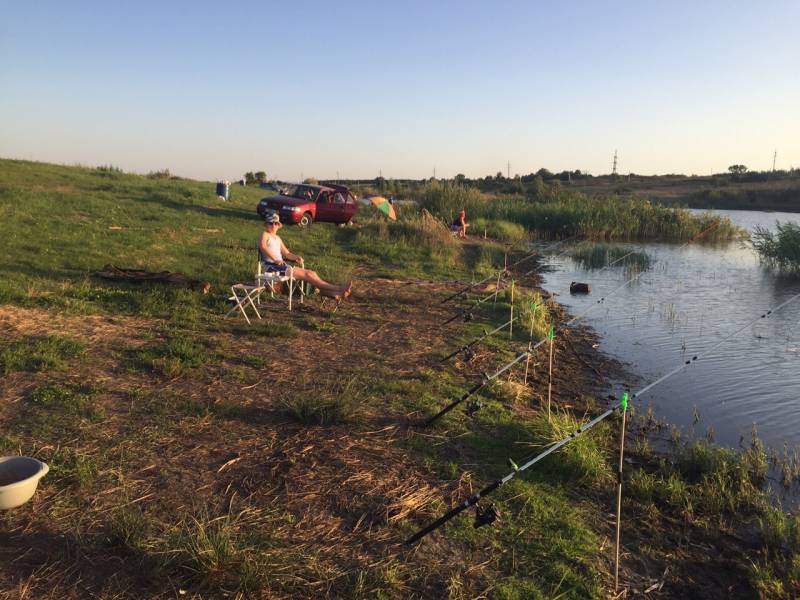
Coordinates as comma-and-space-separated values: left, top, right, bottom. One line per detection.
263, 234, 283, 263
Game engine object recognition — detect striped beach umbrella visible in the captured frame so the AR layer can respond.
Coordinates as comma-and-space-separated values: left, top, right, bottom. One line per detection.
368, 196, 397, 221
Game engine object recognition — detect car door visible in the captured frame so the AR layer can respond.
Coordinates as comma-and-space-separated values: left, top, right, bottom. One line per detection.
316, 191, 348, 223
344, 192, 358, 222
315, 192, 333, 222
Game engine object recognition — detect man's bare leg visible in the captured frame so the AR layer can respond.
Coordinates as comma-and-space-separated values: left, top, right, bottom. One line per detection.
292, 267, 347, 297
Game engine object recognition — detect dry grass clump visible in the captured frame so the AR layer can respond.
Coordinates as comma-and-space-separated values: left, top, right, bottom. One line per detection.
279, 377, 366, 425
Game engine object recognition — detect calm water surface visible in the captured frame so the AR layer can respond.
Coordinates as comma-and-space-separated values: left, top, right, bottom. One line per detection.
541, 210, 800, 451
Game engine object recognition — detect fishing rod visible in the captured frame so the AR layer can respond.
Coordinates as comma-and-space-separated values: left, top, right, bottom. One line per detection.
439, 272, 506, 306
407, 288, 800, 544
439, 236, 574, 306
427, 223, 727, 423
441, 240, 577, 328
427, 268, 654, 426
439, 244, 641, 352
439, 316, 518, 363
424, 350, 531, 425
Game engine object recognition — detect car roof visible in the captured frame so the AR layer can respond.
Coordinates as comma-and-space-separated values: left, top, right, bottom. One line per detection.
274, 182, 351, 194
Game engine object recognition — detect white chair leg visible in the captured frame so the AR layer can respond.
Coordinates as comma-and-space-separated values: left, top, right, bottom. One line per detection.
244, 289, 262, 321
288, 275, 293, 311
233, 287, 252, 325
225, 286, 240, 318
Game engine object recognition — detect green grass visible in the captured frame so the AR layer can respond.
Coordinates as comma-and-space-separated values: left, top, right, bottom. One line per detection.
470, 217, 528, 243
135, 333, 213, 376
0, 335, 86, 374
28, 382, 103, 421
280, 376, 366, 425
0, 159, 473, 319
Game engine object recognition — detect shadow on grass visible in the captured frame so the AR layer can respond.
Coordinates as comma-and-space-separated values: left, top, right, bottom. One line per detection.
0, 530, 160, 598
135, 193, 262, 222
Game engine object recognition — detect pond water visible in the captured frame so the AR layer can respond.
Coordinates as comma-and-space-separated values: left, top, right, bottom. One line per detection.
540, 209, 800, 453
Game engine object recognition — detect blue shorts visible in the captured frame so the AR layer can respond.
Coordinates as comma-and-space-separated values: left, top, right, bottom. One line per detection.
263, 262, 289, 276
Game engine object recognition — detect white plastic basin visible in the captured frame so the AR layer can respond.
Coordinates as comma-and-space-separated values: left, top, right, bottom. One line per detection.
0, 456, 49, 510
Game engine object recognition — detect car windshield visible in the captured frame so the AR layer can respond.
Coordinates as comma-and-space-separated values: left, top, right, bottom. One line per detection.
285, 185, 318, 201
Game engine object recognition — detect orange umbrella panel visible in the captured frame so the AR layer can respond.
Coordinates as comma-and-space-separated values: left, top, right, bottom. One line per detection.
369, 196, 397, 220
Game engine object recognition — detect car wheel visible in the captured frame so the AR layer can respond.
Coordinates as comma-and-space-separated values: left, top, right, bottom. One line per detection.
299, 212, 313, 227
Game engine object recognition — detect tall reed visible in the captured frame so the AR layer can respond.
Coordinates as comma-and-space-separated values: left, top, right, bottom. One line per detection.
752, 221, 800, 272
413, 181, 744, 242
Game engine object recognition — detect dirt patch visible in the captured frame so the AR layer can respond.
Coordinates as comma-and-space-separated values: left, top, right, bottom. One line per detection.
0, 305, 158, 348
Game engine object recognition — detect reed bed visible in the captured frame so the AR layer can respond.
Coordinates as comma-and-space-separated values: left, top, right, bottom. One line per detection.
414, 180, 744, 242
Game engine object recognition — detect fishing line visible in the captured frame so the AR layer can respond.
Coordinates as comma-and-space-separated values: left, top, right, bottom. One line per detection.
441, 240, 578, 327
439, 236, 574, 306
406, 288, 800, 544
440, 244, 647, 357
426, 221, 741, 425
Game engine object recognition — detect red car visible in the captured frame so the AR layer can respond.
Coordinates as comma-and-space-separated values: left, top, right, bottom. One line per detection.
256, 183, 359, 227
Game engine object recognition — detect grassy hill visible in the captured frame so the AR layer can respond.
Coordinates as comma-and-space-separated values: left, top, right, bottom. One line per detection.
0, 159, 473, 318
0, 159, 797, 599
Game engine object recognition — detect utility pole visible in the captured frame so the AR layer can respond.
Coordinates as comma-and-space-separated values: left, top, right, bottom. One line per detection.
336, 171, 340, 183
507, 160, 511, 179
773, 150, 777, 172
612, 150, 618, 176
379, 168, 382, 178
433, 167, 436, 180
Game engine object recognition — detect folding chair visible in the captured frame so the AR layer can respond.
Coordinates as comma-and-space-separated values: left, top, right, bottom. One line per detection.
255, 252, 307, 311
226, 282, 264, 324
225, 251, 308, 324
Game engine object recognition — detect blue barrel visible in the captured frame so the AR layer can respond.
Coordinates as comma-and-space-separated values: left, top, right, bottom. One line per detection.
216, 181, 230, 200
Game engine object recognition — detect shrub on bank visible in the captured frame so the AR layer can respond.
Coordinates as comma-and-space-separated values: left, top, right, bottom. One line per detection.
470, 218, 528, 243
752, 221, 800, 273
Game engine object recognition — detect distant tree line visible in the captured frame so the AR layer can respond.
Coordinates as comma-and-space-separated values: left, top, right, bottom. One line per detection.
243, 164, 799, 196
244, 171, 267, 185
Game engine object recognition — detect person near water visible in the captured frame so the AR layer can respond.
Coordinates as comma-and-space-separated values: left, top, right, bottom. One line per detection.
258, 212, 352, 300
451, 209, 469, 239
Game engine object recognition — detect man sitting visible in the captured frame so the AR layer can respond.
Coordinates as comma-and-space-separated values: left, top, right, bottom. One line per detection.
259, 212, 352, 300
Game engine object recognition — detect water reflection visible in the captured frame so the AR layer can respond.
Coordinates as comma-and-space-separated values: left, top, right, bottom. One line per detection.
541, 210, 800, 454
569, 244, 653, 272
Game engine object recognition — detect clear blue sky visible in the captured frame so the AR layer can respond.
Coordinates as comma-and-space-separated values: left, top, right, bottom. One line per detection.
2, 1, 798, 181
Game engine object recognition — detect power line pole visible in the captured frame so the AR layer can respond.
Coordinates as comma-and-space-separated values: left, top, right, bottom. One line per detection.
773, 150, 777, 172
612, 150, 618, 176
507, 160, 511, 179
433, 167, 436, 180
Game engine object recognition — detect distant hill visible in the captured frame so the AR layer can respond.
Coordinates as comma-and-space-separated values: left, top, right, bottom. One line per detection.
566, 172, 800, 212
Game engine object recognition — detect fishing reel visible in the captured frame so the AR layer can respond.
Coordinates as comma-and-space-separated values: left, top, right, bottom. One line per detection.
463, 311, 474, 323
473, 503, 499, 529
465, 399, 483, 417
462, 347, 476, 363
